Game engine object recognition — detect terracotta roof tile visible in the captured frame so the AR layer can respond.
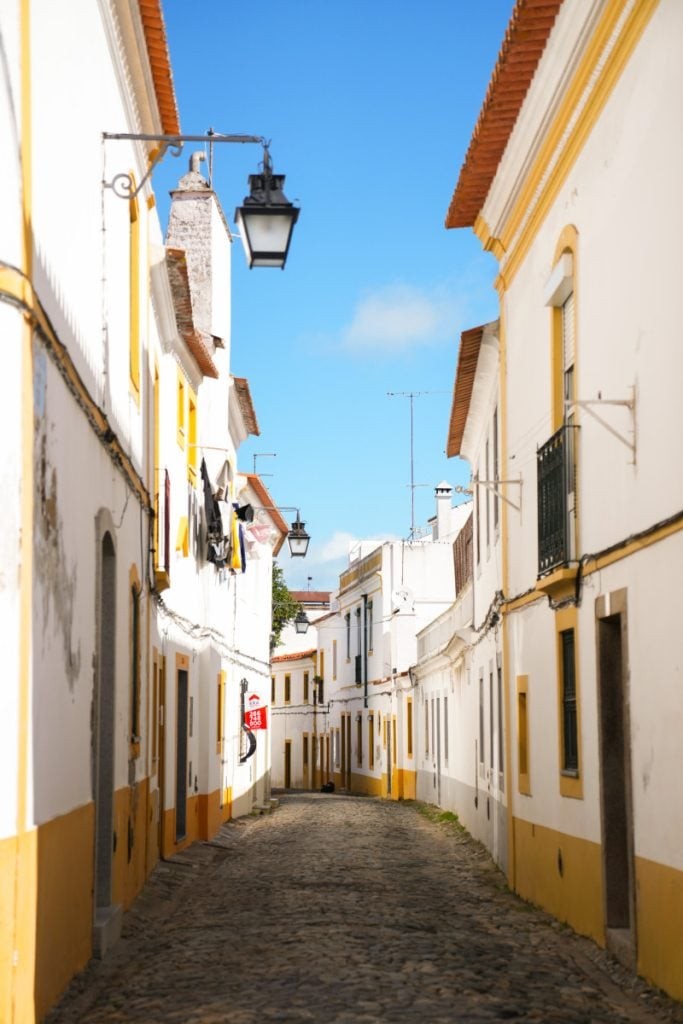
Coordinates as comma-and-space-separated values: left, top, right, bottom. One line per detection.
138, 0, 180, 135
233, 377, 260, 437
165, 248, 219, 378
271, 648, 317, 664
446, 0, 562, 230
446, 324, 486, 458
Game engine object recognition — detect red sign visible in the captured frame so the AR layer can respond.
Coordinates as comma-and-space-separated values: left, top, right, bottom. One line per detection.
244, 706, 268, 731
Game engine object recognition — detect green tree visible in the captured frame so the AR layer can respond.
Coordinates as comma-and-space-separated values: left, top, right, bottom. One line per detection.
271, 563, 301, 650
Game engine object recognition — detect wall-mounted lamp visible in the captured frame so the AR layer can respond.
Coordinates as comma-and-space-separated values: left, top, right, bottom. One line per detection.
102, 130, 299, 269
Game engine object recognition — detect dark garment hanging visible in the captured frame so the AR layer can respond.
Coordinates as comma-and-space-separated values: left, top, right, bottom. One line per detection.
201, 458, 224, 542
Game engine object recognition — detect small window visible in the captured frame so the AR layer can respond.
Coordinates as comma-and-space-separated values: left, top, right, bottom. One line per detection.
367, 600, 374, 652
560, 629, 578, 773
407, 698, 413, 758
303, 672, 309, 704
271, 675, 275, 704
345, 613, 351, 659
284, 674, 291, 705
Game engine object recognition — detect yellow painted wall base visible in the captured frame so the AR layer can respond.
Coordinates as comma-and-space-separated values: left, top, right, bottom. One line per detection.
513, 817, 604, 943
381, 768, 416, 800
0, 829, 38, 1024
34, 804, 93, 1019
636, 854, 683, 1002
198, 789, 225, 840
112, 778, 151, 912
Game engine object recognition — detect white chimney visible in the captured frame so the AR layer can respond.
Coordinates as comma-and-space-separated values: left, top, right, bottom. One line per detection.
433, 481, 453, 540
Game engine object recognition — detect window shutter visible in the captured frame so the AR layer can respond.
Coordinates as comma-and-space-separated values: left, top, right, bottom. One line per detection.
562, 292, 575, 369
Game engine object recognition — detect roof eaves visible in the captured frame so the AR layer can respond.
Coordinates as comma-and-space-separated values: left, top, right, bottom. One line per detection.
233, 377, 260, 437
445, 0, 562, 230
165, 248, 219, 379
446, 325, 486, 458
138, 0, 181, 136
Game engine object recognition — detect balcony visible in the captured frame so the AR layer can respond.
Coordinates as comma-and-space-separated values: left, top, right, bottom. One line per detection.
536, 424, 579, 597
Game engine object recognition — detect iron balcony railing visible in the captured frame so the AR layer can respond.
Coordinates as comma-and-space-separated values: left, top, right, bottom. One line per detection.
537, 424, 578, 575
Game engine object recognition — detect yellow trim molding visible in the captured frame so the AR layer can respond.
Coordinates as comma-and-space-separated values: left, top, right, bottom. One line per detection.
499, 0, 660, 290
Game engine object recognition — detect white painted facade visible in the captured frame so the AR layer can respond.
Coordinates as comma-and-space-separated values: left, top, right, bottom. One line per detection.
445, 0, 683, 998
0, 2, 288, 1016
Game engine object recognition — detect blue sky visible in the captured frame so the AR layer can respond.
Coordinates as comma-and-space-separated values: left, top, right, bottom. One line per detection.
154, 1, 512, 591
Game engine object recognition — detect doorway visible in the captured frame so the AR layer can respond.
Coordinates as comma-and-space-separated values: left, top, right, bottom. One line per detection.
175, 667, 188, 841
95, 531, 116, 914
596, 591, 635, 967
284, 740, 292, 789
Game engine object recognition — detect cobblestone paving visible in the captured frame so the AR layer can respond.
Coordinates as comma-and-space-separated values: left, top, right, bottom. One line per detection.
47, 794, 683, 1024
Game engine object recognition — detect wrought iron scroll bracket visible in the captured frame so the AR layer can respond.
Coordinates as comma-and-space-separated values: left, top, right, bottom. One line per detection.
102, 131, 267, 201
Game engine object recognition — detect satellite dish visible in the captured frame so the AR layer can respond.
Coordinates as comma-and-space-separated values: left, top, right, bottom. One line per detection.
391, 587, 414, 613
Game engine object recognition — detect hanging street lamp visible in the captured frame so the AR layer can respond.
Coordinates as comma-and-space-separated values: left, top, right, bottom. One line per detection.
235, 145, 300, 269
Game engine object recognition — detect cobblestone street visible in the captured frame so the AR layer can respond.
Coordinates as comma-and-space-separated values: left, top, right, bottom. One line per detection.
47, 795, 683, 1024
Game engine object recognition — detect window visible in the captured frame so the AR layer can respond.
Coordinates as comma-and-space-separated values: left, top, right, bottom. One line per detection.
319, 650, 325, 683
216, 672, 225, 752
357, 715, 363, 767
177, 372, 186, 448
332, 639, 337, 680
284, 674, 291, 705
478, 670, 485, 770
425, 700, 429, 757
560, 629, 578, 773
152, 652, 159, 764
187, 390, 197, 485
130, 571, 142, 752
356, 607, 361, 656
367, 600, 373, 652
303, 672, 309, 704
392, 718, 397, 765
485, 439, 490, 551
443, 695, 448, 762
431, 698, 435, 759
499, 655, 505, 782
303, 734, 309, 769
489, 665, 494, 771
517, 675, 530, 794
475, 468, 481, 566
271, 676, 275, 704
406, 698, 413, 758
368, 714, 374, 769
493, 408, 499, 531
497, 657, 504, 785
345, 613, 351, 659
129, 192, 140, 400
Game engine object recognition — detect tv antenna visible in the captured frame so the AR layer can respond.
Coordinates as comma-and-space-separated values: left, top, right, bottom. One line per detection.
253, 452, 277, 476
387, 390, 449, 539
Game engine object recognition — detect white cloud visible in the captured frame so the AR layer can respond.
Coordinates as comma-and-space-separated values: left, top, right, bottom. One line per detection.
340, 283, 461, 354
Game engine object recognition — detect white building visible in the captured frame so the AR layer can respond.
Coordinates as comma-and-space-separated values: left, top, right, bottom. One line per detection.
318, 487, 469, 799
414, 321, 507, 869
446, 0, 683, 999
270, 591, 331, 790
0, 1, 290, 1016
